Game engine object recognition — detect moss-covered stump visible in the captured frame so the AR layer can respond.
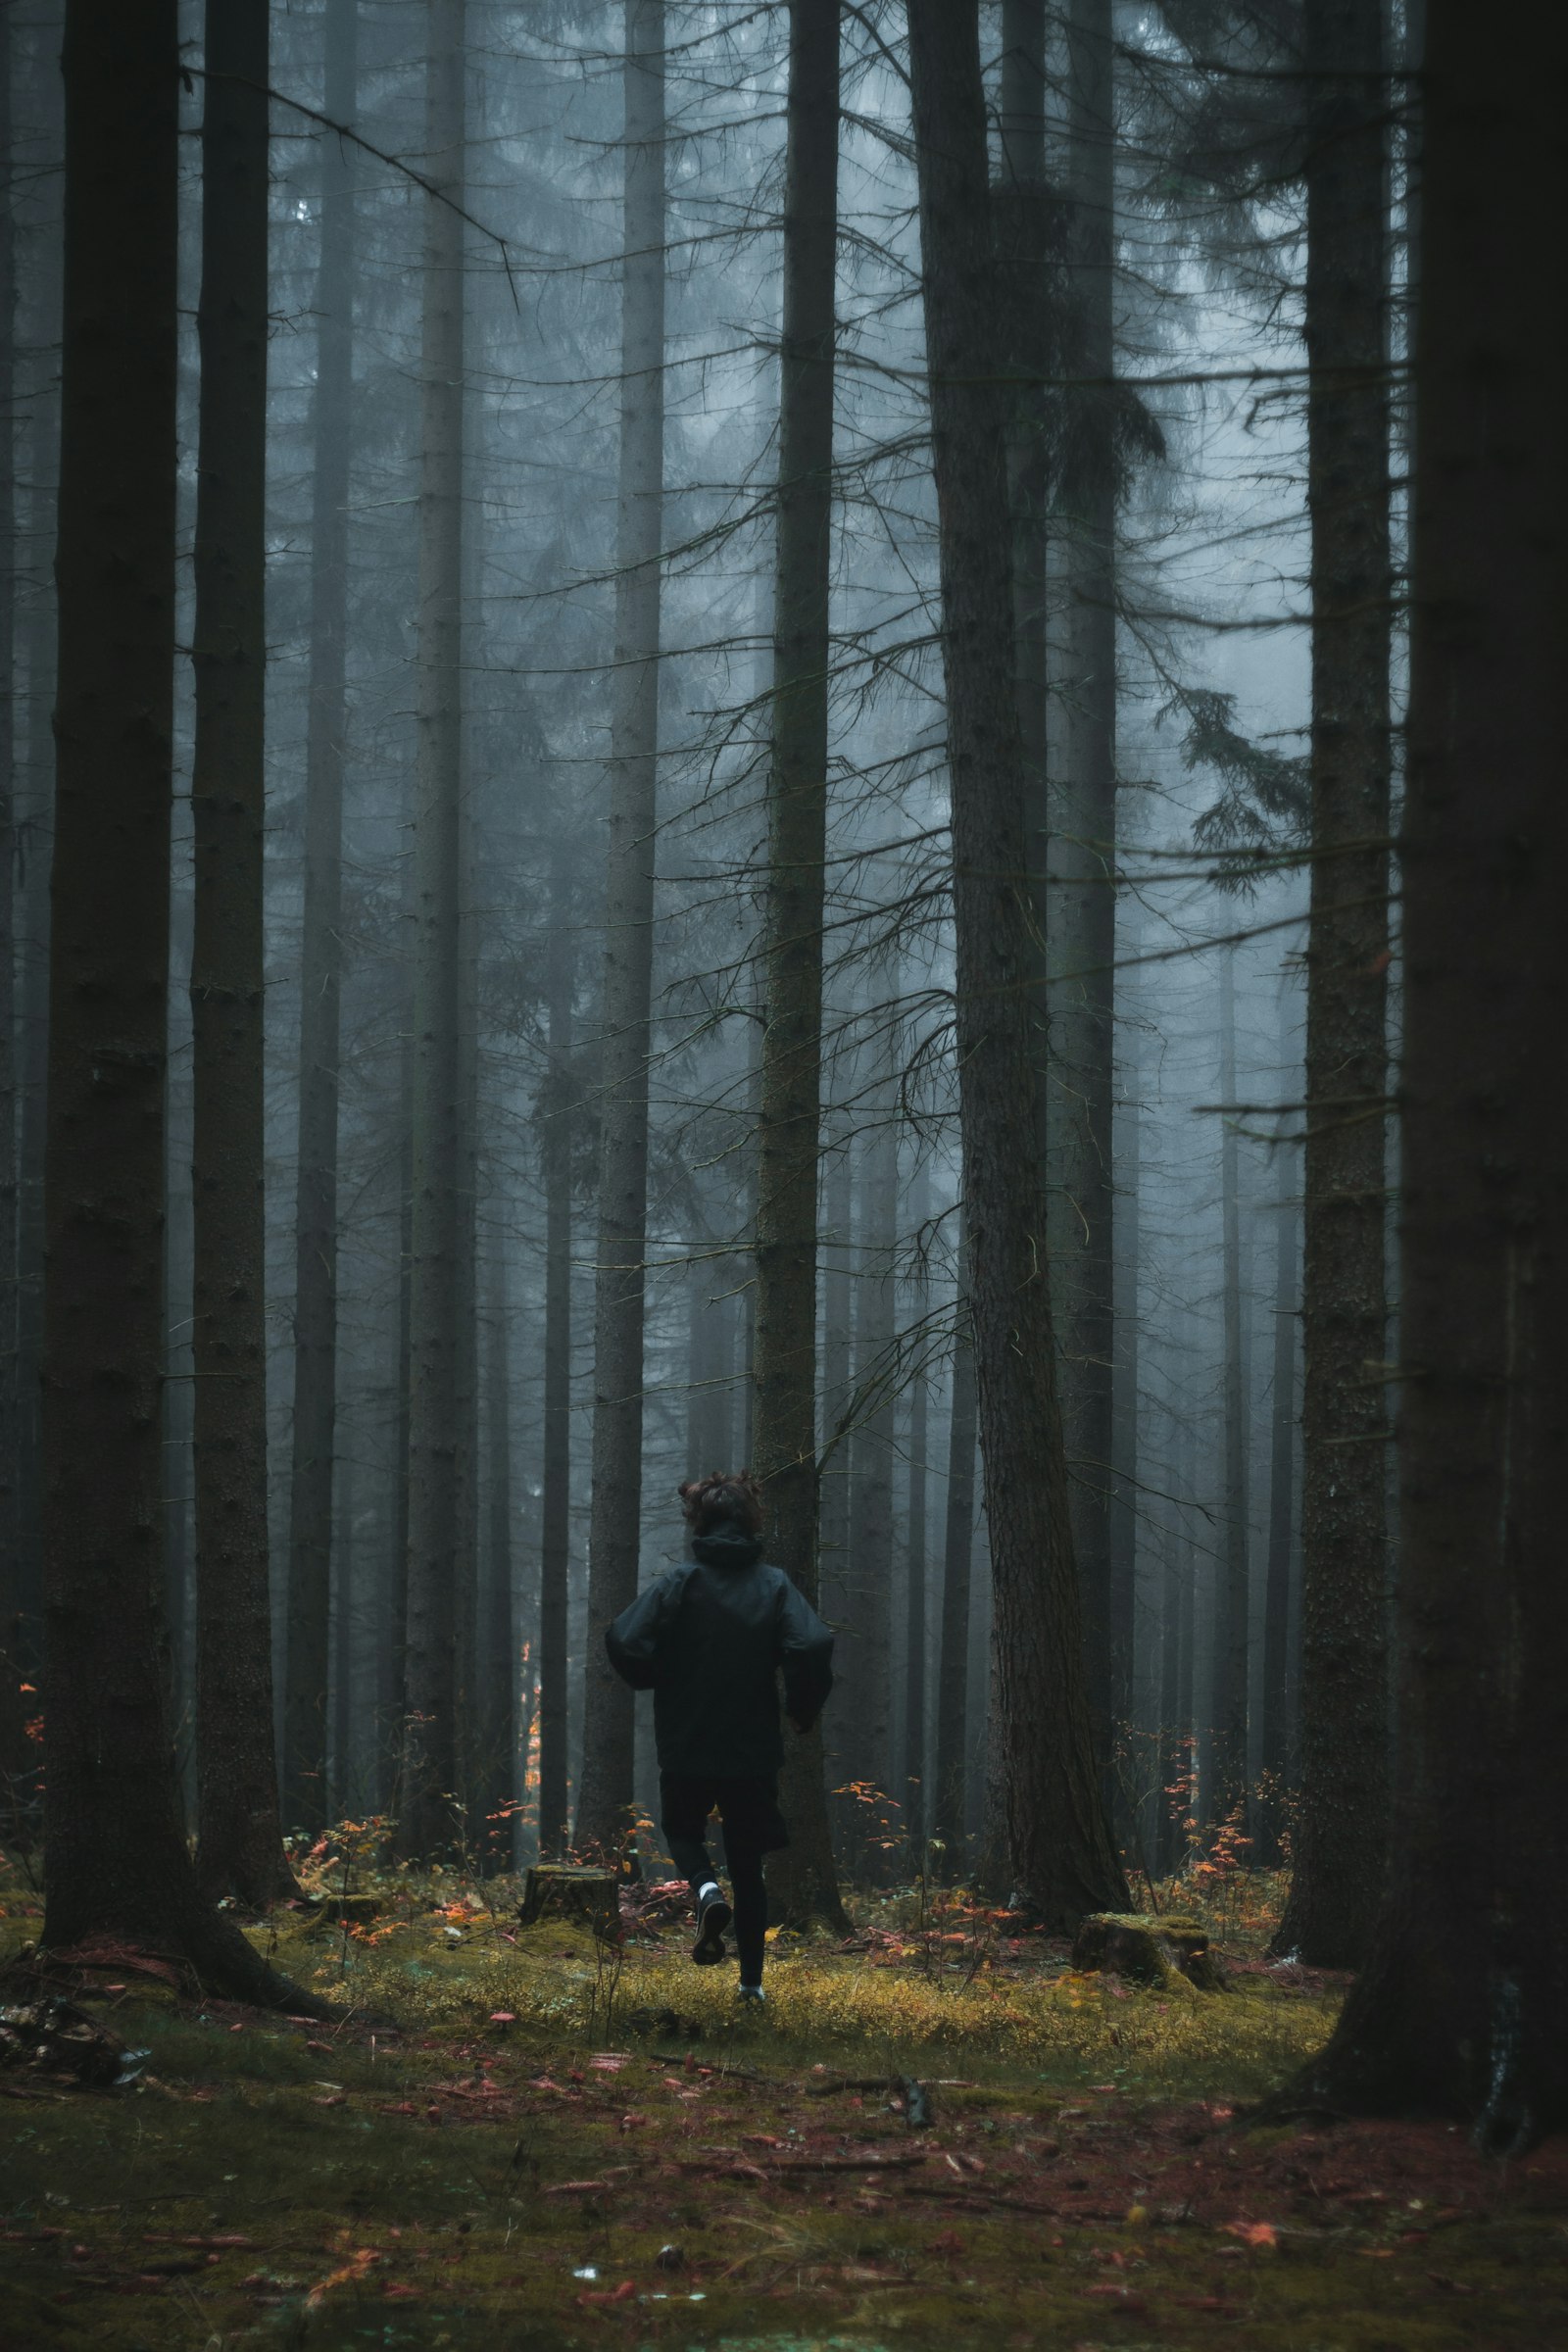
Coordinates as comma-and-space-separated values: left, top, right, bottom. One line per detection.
1073, 1910, 1229, 1992
517, 1863, 619, 1940
304, 1890, 382, 1929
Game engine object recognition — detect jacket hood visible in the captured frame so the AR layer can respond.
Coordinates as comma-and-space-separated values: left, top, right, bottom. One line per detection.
690, 1526, 765, 1571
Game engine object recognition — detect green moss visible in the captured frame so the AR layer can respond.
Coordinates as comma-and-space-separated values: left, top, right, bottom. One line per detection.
2, 1881, 1563, 2349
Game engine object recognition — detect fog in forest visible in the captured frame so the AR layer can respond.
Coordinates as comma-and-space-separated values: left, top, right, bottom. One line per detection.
0, 1, 1408, 1890
4, 1, 1561, 2185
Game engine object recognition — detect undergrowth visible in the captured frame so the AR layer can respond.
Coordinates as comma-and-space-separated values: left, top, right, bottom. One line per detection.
2, 1870, 1565, 2350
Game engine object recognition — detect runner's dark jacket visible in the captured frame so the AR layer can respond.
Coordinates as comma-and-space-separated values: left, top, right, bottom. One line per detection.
605, 1526, 834, 1778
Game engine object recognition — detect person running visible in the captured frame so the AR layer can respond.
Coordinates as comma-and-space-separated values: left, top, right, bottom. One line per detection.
605, 1470, 834, 2002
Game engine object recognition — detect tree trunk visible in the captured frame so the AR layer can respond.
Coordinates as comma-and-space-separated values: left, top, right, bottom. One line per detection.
684, 1240, 730, 1480
1271, 0, 1391, 1966
283, 0, 357, 1838
451, 720, 480, 1834
1174, 1419, 1197, 1855
0, 0, 22, 1821
842, 1084, 896, 1841
536, 887, 575, 1859
477, 1219, 515, 1871
1258, 1027, 1299, 1866
1154, 1501, 1181, 1878
330, 1446, 356, 1816
1107, 1027, 1139, 1754
1209, 951, 1250, 1828
382, 858, 416, 1806
907, 0, 1128, 1931
576, 0, 665, 1861
903, 1157, 929, 1842
398, 0, 467, 1862
1287, 0, 1567, 2138
40, 0, 318, 2013
749, 0, 845, 1933
1046, 0, 1119, 1766
11, 74, 59, 1799
998, 0, 1051, 1174
189, 0, 294, 1907
931, 1207, 977, 1876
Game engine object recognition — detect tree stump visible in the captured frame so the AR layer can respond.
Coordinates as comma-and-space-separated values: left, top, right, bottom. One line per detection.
1072, 1912, 1228, 1992
517, 1865, 620, 1942
318, 1892, 382, 1925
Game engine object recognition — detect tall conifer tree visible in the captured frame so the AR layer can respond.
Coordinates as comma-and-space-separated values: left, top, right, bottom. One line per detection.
189, 0, 294, 1904
41, 0, 314, 2007
575, 0, 667, 1860
751, 0, 846, 1930
399, 0, 469, 1861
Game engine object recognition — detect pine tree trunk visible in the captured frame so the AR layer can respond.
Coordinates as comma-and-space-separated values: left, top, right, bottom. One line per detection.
451, 737, 480, 1832
398, 0, 468, 1862
478, 1221, 515, 1871
576, 0, 665, 1860
330, 1446, 356, 1815
1287, 0, 1567, 2136
536, 891, 574, 1859
1155, 1505, 1181, 1877
907, 0, 1128, 1931
283, 0, 357, 1839
931, 1209, 976, 1876
382, 871, 415, 1803
1107, 1034, 1139, 1751
998, 0, 1051, 1175
842, 1089, 896, 1838
1258, 1035, 1299, 1866
189, 0, 294, 1907
0, 2, 22, 1815
1047, 0, 1118, 1763
1209, 952, 1250, 1828
902, 1160, 929, 1842
1272, 0, 1391, 1966
749, 0, 845, 1932
41, 0, 318, 2012
11, 85, 58, 1770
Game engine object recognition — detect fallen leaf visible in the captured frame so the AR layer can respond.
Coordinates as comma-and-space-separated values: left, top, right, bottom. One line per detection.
1221, 2220, 1278, 2249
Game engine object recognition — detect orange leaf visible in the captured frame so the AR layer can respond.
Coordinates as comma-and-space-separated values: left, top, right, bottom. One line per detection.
1221, 2220, 1278, 2249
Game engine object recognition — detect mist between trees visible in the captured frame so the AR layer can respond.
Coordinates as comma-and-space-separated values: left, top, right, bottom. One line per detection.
1, 0, 1562, 2137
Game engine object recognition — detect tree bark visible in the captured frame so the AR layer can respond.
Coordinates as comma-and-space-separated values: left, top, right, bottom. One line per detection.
749, 0, 846, 1932
536, 884, 575, 1859
1046, 0, 1119, 1766
842, 1080, 896, 1838
382, 856, 416, 1805
10, 55, 60, 1799
330, 1445, 356, 1815
477, 1218, 515, 1870
283, 0, 358, 1838
931, 1207, 977, 1877
1107, 1027, 1139, 1753
1209, 950, 1250, 1828
576, 0, 666, 1861
40, 0, 318, 2012
1286, 0, 1567, 2138
907, 0, 1128, 1931
1154, 1500, 1181, 1878
189, 0, 294, 1906
902, 1156, 929, 1842
1272, 0, 1391, 1966
1258, 1004, 1299, 1866
398, 0, 467, 1862
0, 0, 23, 1821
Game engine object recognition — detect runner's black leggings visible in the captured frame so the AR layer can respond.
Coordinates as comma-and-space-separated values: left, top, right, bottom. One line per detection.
662, 1788, 771, 1985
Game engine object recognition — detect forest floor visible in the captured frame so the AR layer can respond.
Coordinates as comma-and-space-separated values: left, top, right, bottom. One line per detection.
1, 1864, 1564, 2351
